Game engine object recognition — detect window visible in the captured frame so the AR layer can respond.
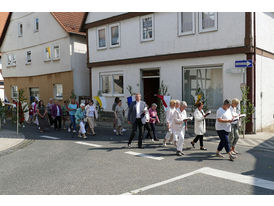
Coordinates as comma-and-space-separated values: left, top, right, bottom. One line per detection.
109, 23, 120, 47
26, 51, 31, 64
54, 84, 63, 99
140, 14, 154, 42
44, 47, 51, 61
199, 12, 218, 32
18, 23, 23, 37
178, 12, 195, 35
34, 18, 39, 32
100, 73, 124, 95
52, 45, 60, 60
11, 85, 18, 99
97, 27, 107, 49
7, 54, 16, 66
29, 88, 40, 99
183, 66, 223, 109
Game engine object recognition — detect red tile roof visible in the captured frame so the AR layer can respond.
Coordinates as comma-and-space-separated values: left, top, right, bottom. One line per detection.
0, 12, 11, 51
51, 12, 86, 36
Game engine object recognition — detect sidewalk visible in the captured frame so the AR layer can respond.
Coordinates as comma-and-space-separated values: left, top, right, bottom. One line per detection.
0, 129, 25, 153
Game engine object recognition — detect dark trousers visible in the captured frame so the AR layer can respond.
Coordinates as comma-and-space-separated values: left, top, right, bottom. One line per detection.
54, 116, 62, 129
217, 130, 230, 153
193, 135, 204, 147
145, 123, 157, 140
128, 118, 144, 148
144, 122, 154, 139
48, 113, 54, 126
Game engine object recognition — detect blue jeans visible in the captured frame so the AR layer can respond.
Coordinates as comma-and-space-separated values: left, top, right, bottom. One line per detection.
70, 115, 76, 131
217, 130, 230, 153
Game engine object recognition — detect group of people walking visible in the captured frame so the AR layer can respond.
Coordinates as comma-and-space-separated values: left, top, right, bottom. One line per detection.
28, 97, 98, 138
127, 93, 243, 161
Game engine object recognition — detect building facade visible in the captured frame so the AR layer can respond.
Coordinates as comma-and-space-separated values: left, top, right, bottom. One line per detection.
84, 12, 274, 132
0, 12, 89, 104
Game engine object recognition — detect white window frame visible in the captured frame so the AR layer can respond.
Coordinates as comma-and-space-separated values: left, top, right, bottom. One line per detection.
26, 50, 32, 65
109, 23, 121, 48
52, 45, 60, 60
100, 72, 124, 96
199, 12, 218, 33
97, 26, 107, 50
7, 54, 16, 67
178, 12, 195, 36
140, 14, 154, 42
18, 23, 23, 37
11, 85, 18, 99
53, 84, 63, 100
34, 17, 39, 32
44, 47, 51, 61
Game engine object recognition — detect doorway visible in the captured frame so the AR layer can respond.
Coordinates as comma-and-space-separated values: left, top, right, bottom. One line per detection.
142, 69, 160, 107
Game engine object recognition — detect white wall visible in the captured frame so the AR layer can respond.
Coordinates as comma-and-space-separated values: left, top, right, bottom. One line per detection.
256, 54, 274, 131
256, 12, 274, 53
70, 34, 90, 97
86, 12, 126, 24
91, 54, 245, 112
88, 12, 245, 63
1, 12, 72, 77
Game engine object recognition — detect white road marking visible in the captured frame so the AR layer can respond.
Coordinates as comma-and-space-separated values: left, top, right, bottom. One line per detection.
125, 151, 164, 161
75, 141, 102, 148
121, 167, 274, 195
200, 167, 274, 191
121, 168, 204, 195
40, 135, 60, 140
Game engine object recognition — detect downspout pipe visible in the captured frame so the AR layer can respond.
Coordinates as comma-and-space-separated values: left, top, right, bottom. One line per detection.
253, 12, 256, 133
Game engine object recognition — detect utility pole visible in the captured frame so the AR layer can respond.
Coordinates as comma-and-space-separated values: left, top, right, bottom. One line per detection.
16, 90, 19, 136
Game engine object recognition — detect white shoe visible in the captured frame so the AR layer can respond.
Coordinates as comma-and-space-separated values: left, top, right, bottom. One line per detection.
122, 128, 126, 132
113, 129, 116, 133
73, 130, 77, 133
151, 139, 155, 142
78, 133, 82, 138
163, 142, 167, 147
68, 128, 71, 132
83, 135, 87, 139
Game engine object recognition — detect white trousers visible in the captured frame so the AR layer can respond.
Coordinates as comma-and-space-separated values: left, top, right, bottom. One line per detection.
164, 129, 174, 142
79, 121, 86, 134
174, 130, 185, 152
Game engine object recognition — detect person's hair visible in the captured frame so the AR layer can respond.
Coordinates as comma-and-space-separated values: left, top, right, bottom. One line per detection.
180, 101, 187, 107
170, 99, 176, 105
135, 93, 141, 97
232, 98, 240, 105
175, 100, 180, 104
38, 100, 44, 107
223, 99, 231, 105
151, 103, 157, 107
90, 99, 94, 104
118, 100, 122, 103
196, 102, 203, 108
114, 97, 120, 103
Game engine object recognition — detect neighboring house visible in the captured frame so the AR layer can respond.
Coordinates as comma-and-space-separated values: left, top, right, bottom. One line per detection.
83, 12, 274, 133
0, 12, 89, 104
0, 12, 11, 101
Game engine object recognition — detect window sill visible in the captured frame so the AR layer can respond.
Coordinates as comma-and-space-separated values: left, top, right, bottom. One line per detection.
54, 97, 63, 100
109, 44, 120, 48
52, 58, 60, 61
199, 28, 218, 33
6, 65, 16, 68
101, 93, 124, 97
141, 38, 154, 43
178, 32, 195, 37
44, 59, 51, 62
97, 47, 107, 51
25, 62, 32, 65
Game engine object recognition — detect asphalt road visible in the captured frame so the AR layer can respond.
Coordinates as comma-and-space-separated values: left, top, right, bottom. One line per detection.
0, 124, 273, 195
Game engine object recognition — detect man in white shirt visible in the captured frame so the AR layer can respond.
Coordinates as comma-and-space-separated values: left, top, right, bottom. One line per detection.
215, 99, 236, 161
173, 101, 188, 156
163, 99, 176, 146
127, 93, 146, 149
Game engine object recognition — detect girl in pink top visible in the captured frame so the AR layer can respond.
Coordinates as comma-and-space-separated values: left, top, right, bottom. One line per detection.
145, 103, 160, 141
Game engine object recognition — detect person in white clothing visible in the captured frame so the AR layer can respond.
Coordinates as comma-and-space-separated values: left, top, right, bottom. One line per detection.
191, 102, 208, 150
215, 99, 236, 161
85, 99, 97, 136
170, 99, 181, 145
173, 101, 188, 156
163, 99, 176, 146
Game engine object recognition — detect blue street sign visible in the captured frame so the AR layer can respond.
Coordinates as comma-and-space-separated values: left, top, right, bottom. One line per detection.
235, 60, 253, 68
